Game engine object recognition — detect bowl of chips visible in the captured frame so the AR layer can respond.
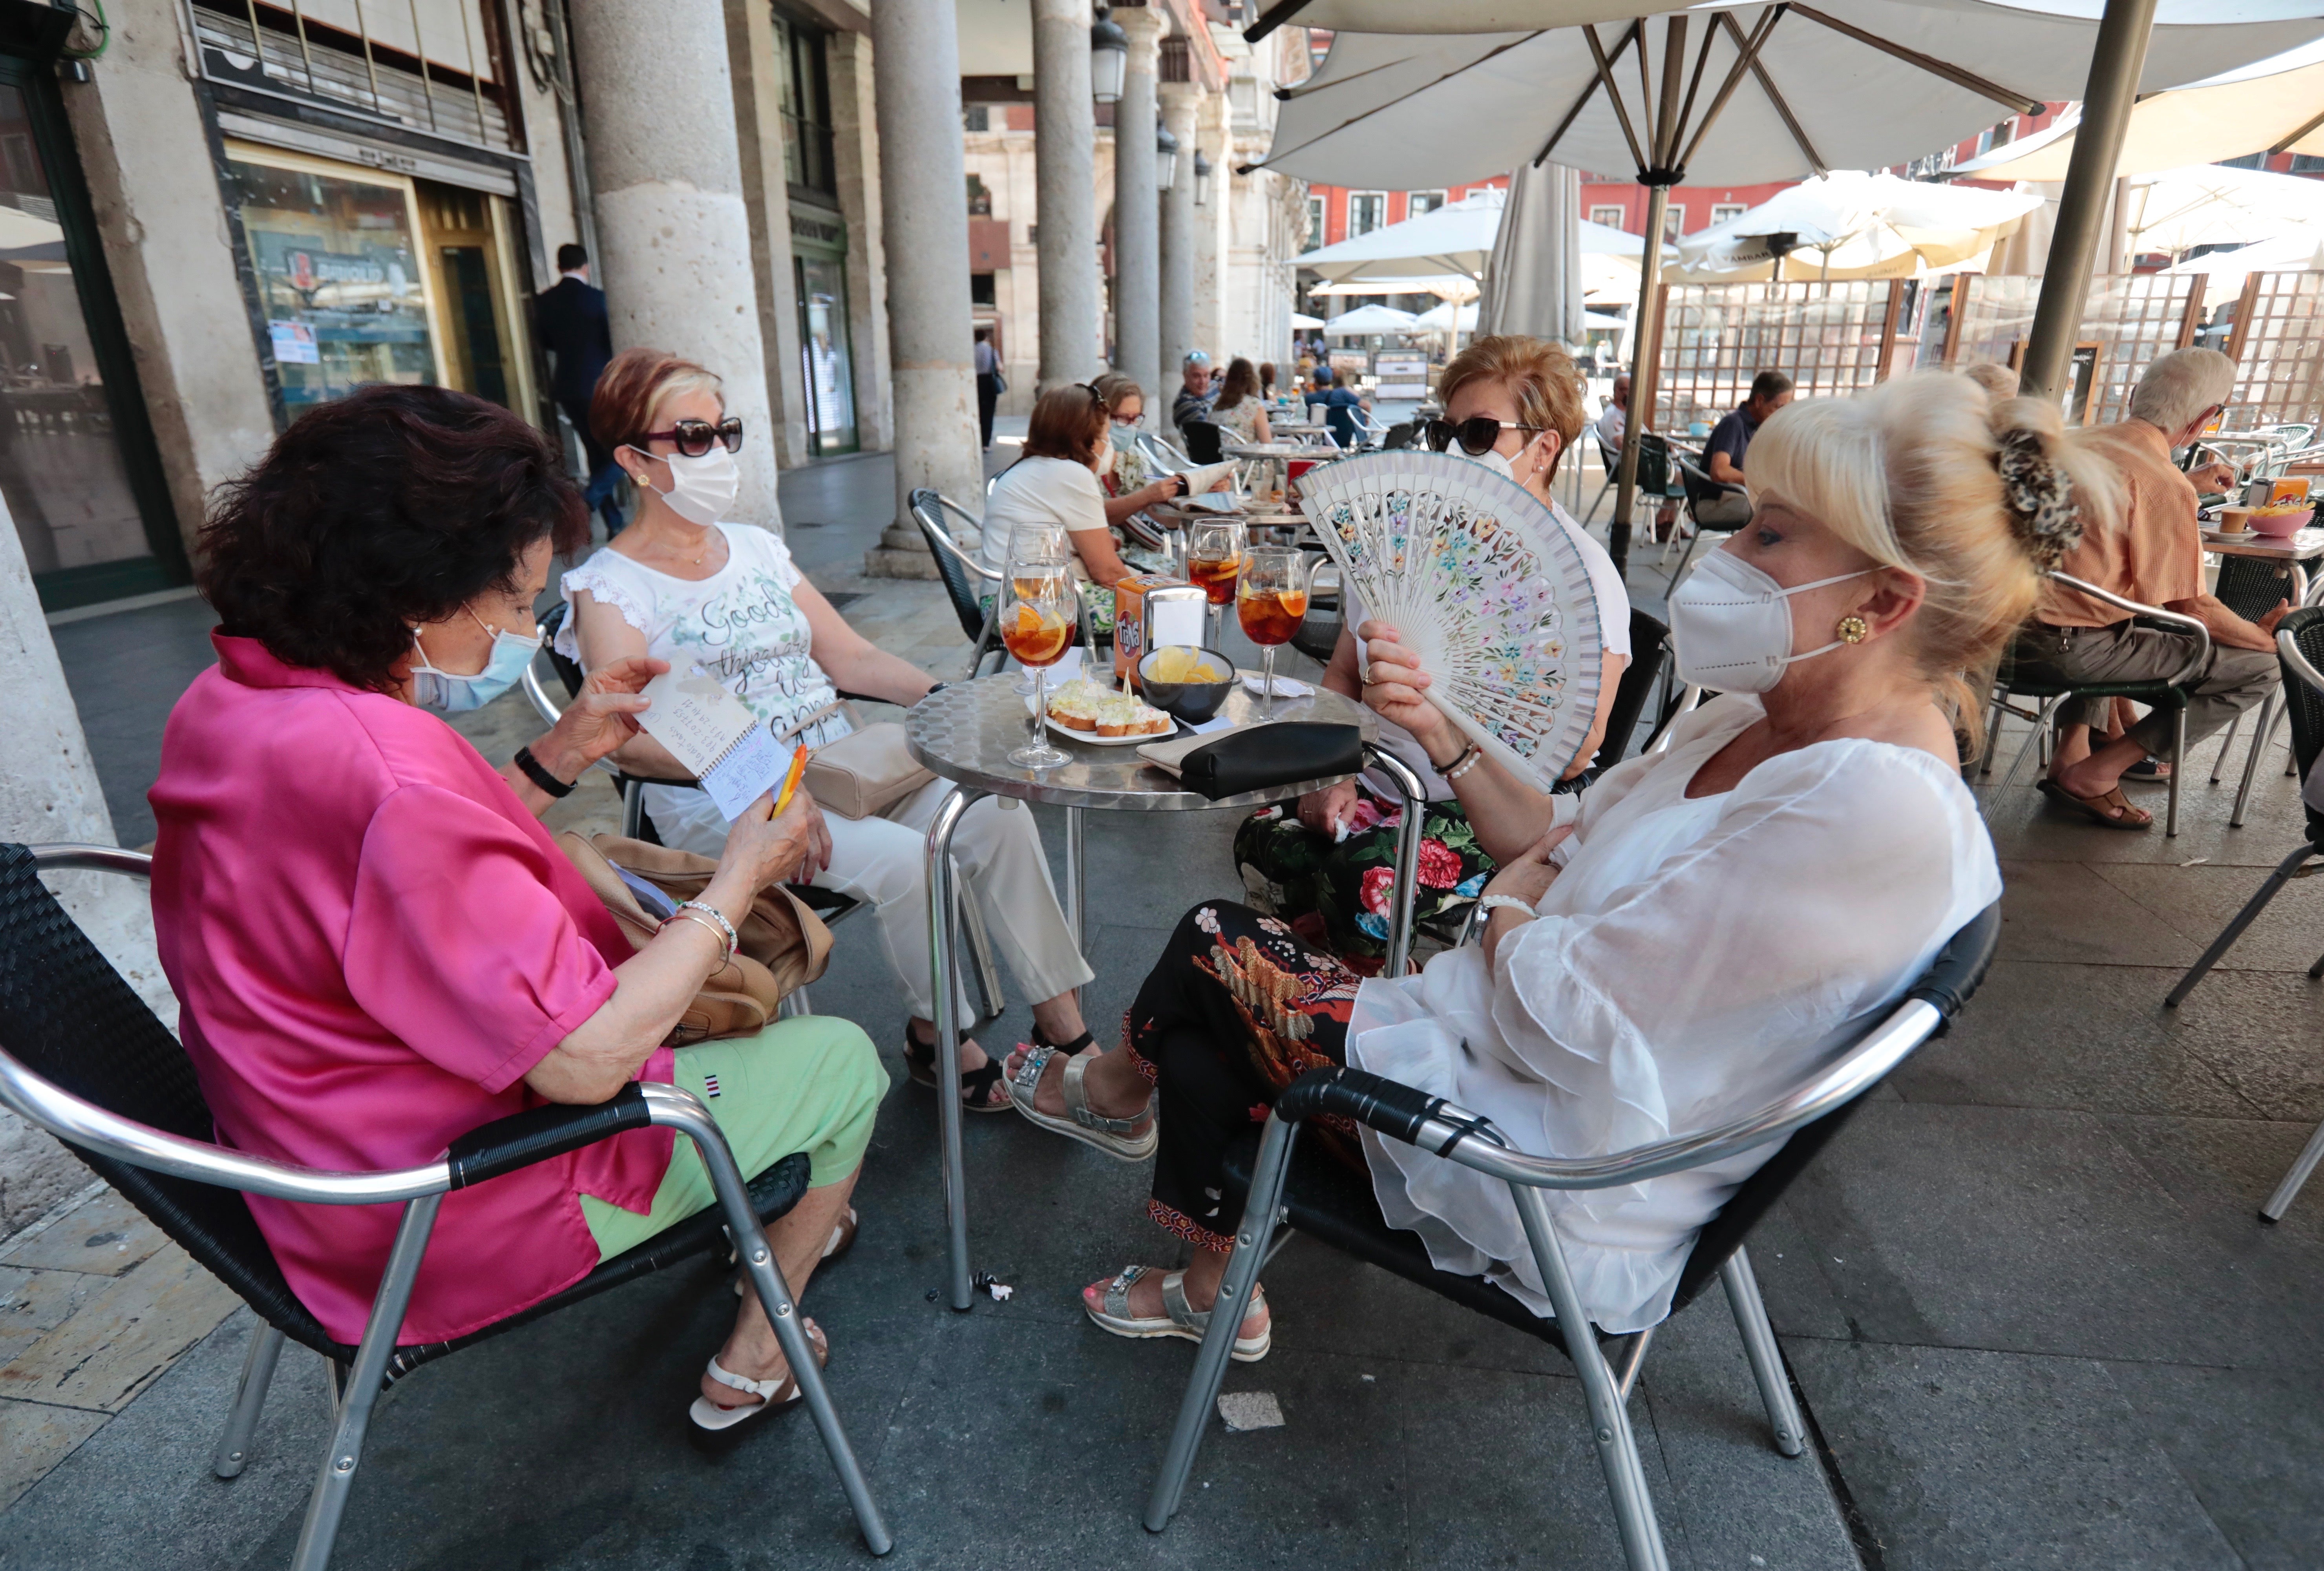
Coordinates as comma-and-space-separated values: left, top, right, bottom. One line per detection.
2249, 504, 2315, 538
1137, 645, 1235, 723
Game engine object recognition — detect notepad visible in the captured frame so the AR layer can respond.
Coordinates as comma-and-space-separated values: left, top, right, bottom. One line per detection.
636, 671, 789, 822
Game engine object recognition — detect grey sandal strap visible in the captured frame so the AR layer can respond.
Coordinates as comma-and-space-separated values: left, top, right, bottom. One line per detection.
1161, 1271, 1208, 1335
1009, 1044, 1056, 1108
1062, 1054, 1151, 1136
1103, 1264, 1146, 1319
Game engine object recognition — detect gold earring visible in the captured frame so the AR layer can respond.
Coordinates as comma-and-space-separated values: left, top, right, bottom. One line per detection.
1836, 614, 1870, 644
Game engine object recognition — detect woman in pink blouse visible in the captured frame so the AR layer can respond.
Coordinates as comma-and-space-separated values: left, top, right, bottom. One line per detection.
150, 385, 884, 1432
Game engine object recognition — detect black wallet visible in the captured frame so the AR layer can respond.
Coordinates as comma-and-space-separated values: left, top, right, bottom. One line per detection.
1170, 722, 1363, 801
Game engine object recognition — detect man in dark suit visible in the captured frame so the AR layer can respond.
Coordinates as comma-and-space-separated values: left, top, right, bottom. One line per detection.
534, 243, 623, 533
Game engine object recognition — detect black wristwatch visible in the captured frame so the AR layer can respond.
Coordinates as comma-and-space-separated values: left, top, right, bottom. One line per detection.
513, 745, 575, 798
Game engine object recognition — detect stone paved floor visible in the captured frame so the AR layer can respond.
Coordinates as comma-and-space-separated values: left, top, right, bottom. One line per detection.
7, 441, 2322, 1568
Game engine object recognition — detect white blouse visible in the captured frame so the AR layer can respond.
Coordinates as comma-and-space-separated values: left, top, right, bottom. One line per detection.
1346, 694, 2001, 1333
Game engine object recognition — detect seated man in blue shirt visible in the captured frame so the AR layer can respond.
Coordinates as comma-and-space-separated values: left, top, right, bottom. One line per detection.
1171, 350, 1218, 432
1304, 367, 1364, 448
1695, 370, 1793, 524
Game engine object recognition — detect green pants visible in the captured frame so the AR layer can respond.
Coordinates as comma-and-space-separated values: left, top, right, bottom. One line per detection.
580, 1016, 886, 1261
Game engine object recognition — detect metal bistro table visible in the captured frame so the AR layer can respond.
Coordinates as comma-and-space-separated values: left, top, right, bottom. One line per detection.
904, 675, 1416, 1310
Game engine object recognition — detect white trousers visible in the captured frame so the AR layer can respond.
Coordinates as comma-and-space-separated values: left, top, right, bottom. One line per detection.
644, 776, 1094, 1022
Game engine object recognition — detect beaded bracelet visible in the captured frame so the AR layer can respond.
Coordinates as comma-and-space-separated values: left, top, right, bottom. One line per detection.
671, 899, 740, 962
1442, 743, 1486, 781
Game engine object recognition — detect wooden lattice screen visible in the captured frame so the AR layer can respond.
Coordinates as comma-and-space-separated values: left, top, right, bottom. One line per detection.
1643, 280, 1904, 436
1941, 273, 2203, 425
2226, 272, 2324, 431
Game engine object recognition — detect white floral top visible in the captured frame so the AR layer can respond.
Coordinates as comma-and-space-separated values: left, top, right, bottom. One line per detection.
556, 524, 854, 750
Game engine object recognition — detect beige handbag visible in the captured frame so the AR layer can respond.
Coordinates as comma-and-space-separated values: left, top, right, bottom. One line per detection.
555, 832, 833, 1043
783, 701, 934, 820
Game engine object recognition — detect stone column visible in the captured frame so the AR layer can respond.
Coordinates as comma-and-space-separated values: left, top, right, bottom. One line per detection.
725, 0, 812, 469
1112, 5, 1162, 400
1192, 88, 1230, 368
1032, 0, 1100, 389
1158, 80, 1201, 399
0, 491, 175, 1233
866, 0, 983, 574
569, 0, 782, 530
829, 31, 895, 453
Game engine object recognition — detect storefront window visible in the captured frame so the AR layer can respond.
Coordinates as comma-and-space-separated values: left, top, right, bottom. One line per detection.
227, 149, 438, 416
795, 253, 857, 455
0, 73, 177, 604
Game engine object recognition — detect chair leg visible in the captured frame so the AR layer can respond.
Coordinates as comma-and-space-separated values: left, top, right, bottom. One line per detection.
777, 985, 813, 1019
657, 1092, 893, 1554
1668, 526, 1704, 588
1997, 694, 2063, 792
1719, 1248, 1805, 1459
2210, 711, 2243, 785
1611, 1326, 1654, 1400
2164, 840, 2319, 1007
2231, 690, 2282, 828
290, 1193, 442, 1571
1511, 1186, 1671, 1571
1145, 1114, 1298, 1533
2262, 1115, 2324, 1222
2166, 708, 2187, 838
211, 1322, 286, 1479
1979, 692, 2008, 776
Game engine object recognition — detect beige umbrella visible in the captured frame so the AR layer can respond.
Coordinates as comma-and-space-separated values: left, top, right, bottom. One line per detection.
1951, 44, 2324, 183
1669, 169, 2039, 281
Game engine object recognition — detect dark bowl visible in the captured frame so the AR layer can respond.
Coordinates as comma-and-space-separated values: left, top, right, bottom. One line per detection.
1137, 645, 1236, 723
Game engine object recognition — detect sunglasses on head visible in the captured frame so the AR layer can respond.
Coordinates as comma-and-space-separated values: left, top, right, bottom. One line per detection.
642, 417, 745, 457
1423, 416, 1545, 456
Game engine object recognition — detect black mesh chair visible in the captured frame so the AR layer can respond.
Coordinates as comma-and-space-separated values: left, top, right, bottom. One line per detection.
1584, 432, 1684, 530
1983, 571, 2215, 837
2202, 557, 2320, 827
909, 489, 1010, 676
0, 844, 891, 1568
1144, 904, 2002, 1569
1668, 452, 1751, 583
1180, 420, 1226, 466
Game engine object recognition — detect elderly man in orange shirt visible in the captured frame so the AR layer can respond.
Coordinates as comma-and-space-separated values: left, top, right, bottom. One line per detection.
2007, 348, 2280, 830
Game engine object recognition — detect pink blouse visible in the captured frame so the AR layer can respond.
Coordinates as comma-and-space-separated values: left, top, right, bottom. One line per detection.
150, 634, 676, 1345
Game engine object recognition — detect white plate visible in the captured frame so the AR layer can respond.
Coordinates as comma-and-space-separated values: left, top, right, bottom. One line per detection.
1045, 714, 1173, 746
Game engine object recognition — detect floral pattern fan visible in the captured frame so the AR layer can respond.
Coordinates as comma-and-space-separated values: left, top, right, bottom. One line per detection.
1298, 450, 1606, 790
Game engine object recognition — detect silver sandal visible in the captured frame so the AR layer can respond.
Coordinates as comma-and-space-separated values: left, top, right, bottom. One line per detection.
1084, 1264, 1270, 1363
1007, 1044, 1158, 1163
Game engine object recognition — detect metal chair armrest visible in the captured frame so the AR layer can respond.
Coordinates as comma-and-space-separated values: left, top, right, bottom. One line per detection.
444, 1083, 654, 1189
522, 658, 565, 730
2280, 625, 2324, 697
2047, 571, 2213, 686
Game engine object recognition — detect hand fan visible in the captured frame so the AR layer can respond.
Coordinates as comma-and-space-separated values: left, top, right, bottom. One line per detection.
1297, 450, 1607, 789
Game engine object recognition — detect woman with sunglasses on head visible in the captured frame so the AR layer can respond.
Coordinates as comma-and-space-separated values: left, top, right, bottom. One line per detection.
1232, 336, 1632, 971
987, 381, 1227, 588
563, 349, 1103, 1107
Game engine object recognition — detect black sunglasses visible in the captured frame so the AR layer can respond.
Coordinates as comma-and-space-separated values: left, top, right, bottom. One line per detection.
642, 416, 745, 457
1424, 416, 1546, 456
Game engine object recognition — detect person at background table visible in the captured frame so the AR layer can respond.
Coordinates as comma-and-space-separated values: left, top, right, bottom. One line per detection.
153, 383, 879, 1431
1006, 369, 2077, 1358
974, 326, 1001, 451
1210, 357, 1274, 445
1172, 350, 1218, 433
1235, 336, 1632, 973
1259, 361, 1279, 404
2010, 346, 2276, 831
564, 349, 1101, 1107
1695, 370, 1794, 525
1305, 366, 1364, 448
533, 242, 624, 535
1090, 372, 1226, 537
985, 382, 1217, 589
1597, 371, 1680, 540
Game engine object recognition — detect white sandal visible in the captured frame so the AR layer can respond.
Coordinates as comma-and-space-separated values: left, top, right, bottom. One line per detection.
1085, 1265, 1270, 1363
686, 1320, 827, 1432
1007, 1045, 1158, 1163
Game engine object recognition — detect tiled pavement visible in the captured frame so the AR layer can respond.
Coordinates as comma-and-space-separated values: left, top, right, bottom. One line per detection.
6, 441, 2323, 1567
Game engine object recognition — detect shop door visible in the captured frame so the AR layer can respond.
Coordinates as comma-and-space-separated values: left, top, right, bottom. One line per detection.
0, 57, 184, 610
418, 181, 535, 416
795, 253, 857, 455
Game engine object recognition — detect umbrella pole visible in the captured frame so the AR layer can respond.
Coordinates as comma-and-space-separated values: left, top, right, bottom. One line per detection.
2020, 0, 2156, 402
1611, 183, 1669, 581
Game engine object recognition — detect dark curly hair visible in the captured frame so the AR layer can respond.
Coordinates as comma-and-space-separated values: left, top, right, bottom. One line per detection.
198, 384, 586, 693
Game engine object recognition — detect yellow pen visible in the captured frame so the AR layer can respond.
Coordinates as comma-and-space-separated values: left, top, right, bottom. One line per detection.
773, 745, 811, 815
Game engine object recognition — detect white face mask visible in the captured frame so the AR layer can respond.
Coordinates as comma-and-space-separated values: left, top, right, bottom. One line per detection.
1669, 549, 1873, 693
630, 444, 739, 526
1467, 431, 1548, 488
409, 610, 542, 714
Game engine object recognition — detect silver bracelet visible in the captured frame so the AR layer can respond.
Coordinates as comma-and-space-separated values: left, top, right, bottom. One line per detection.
1442, 743, 1485, 781
1477, 894, 1537, 922
671, 899, 739, 961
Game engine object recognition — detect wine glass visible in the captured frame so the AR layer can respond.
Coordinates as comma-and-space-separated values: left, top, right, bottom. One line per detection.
1236, 546, 1309, 718
1002, 524, 1078, 770
1187, 519, 1245, 649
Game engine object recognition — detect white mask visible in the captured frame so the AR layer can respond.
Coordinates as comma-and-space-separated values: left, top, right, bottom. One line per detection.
630, 444, 739, 526
1669, 549, 1873, 693
1467, 432, 1547, 488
